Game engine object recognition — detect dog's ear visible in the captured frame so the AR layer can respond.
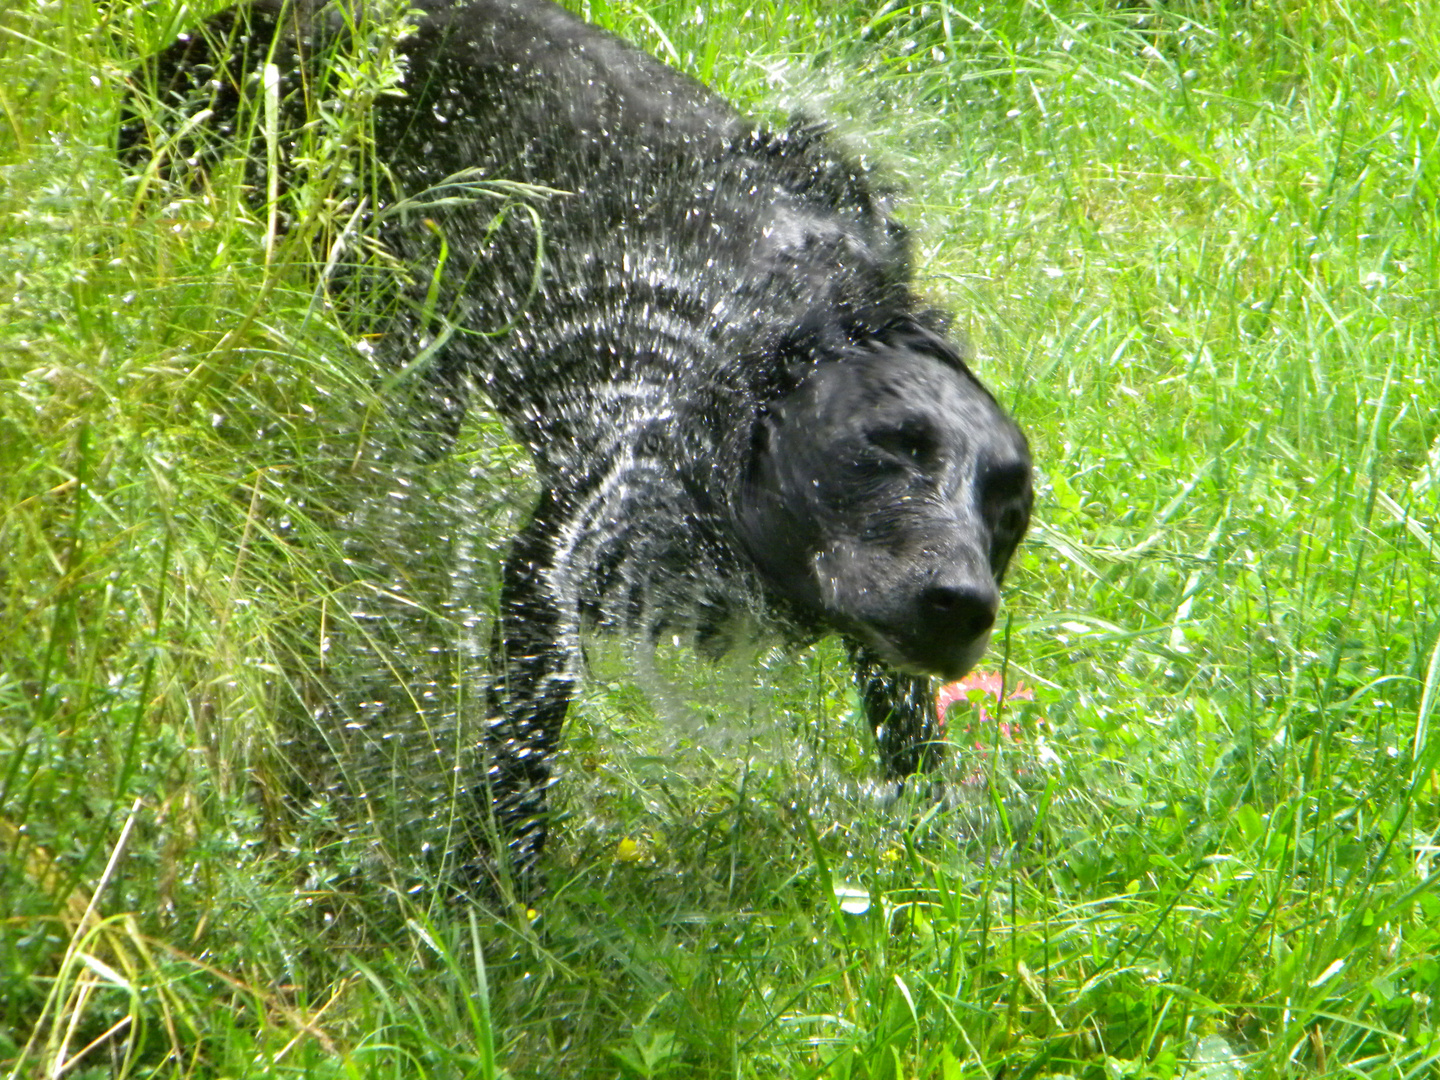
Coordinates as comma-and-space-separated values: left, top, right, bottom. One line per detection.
741, 311, 844, 398
870, 316, 975, 376
740, 405, 775, 483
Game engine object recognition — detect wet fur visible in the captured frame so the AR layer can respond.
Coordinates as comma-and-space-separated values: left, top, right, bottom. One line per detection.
124, 0, 1033, 891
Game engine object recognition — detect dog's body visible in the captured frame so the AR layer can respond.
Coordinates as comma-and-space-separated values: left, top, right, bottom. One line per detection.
126, 0, 1033, 888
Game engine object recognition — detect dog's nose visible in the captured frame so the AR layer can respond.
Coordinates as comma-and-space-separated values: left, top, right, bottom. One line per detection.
919, 582, 997, 640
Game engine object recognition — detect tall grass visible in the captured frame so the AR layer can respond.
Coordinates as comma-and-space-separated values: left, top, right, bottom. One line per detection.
3, 0, 1438, 1077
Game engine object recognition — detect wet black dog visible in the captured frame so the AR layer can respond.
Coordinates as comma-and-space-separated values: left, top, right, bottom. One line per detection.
125, 0, 1033, 891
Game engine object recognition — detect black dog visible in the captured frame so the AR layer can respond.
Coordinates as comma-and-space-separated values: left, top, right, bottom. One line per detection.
125, 0, 1033, 890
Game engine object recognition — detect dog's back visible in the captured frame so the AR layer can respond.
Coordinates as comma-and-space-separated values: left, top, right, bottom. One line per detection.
371, 2, 918, 471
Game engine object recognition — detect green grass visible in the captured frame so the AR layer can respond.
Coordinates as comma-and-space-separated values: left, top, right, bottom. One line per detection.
4, 0, 1440, 1076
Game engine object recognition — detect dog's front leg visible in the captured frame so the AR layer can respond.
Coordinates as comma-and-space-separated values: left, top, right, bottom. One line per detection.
472, 493, 578, 896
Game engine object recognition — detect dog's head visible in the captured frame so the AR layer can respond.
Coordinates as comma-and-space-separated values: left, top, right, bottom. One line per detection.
735, 323, 1031, 679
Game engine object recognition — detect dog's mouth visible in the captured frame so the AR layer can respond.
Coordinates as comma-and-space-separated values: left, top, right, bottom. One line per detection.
851, 621, 993, 681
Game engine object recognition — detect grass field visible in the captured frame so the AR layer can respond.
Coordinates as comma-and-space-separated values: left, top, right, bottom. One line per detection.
4, 0, 1439, 1077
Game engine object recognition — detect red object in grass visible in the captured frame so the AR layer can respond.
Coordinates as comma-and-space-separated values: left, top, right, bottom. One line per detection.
936, 671, 1034, 747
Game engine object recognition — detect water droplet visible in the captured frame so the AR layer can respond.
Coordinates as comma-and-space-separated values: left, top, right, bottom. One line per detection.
834, 882, 870, 915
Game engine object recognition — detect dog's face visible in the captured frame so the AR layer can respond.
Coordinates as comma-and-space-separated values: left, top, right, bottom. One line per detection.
736, 333, 1031, 680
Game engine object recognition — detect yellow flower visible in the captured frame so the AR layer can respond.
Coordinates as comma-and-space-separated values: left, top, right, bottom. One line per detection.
615, 837, 643, 863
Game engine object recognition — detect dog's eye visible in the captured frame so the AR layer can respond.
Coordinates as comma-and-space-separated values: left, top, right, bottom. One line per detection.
866, 421, 939, 467
980, 460, 1032, 508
